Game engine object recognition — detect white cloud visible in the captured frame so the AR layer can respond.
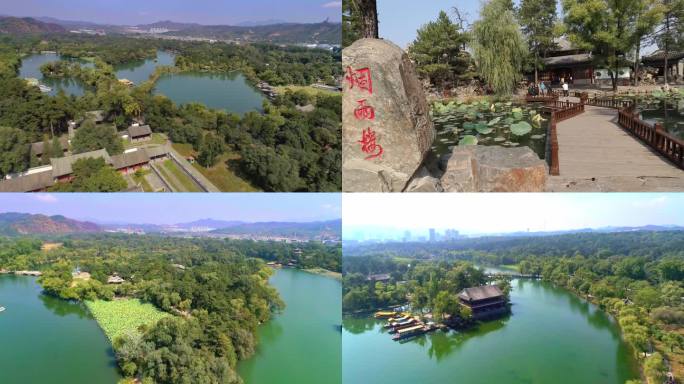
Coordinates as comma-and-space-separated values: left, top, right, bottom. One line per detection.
322, 1, 342, 8
33, 194, 58, 203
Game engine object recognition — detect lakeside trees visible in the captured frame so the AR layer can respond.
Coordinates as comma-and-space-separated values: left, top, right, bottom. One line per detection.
518, 0, 558, 84
1, 234, 339, 383
0, 34, 341, 191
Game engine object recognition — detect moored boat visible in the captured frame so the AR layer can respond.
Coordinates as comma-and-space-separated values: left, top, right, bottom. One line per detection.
374, 311, 398, 319
0, 306, 5, 312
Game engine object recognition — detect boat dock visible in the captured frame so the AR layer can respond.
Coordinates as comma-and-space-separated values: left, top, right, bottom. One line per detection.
374, 311, 441, 342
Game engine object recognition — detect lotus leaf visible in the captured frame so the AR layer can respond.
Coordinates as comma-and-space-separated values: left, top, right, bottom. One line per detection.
459, 135, 478, 146
475, 124, 493, 134
510, 121, 532, 136
487, 117, 501, 126
512, 111, 523, 120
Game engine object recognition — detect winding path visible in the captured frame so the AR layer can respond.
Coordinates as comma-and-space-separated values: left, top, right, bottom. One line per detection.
547, 99, 684, 191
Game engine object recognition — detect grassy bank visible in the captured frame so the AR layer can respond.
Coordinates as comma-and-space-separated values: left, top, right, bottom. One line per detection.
172, 143, 259, 192
304, 267, 342, 281
85, 299, 170, 342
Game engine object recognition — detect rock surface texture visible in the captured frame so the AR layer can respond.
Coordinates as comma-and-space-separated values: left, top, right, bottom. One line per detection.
440, 146, 548, 192
342, 38, 435, 192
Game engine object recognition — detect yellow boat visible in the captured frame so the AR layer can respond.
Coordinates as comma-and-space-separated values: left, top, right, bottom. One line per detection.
374, 311, 397, 318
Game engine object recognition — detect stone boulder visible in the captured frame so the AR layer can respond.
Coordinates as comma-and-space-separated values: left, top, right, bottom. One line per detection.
405, 166, 443, 192
342, 38, 435, 192
440, 146, 548, 192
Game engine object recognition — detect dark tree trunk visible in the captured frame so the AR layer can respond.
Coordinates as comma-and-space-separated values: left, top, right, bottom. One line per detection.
665, 13, 671, 84
357, 0, 378, 38
634, 42, 641, 86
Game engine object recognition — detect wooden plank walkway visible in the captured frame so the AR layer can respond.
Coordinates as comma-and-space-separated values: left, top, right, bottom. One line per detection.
547, 100, 684, 191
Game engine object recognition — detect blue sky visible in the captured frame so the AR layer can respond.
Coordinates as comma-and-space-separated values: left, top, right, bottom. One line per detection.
0, 0, 341, 25
0, 193, 341, 224
343, 193, 684, 238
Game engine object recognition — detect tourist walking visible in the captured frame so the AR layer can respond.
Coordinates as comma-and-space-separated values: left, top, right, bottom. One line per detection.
539, 81, 546, 96
562, 81, 569, 97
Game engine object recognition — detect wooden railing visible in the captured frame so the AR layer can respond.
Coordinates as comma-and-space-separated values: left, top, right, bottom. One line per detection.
540, 100, 585, 175
584, 97, 632, 109
525, 94, 558, 103
618, 106, 684, 169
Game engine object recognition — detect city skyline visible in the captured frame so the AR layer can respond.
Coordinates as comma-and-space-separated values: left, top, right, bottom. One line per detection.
0, 193, 341, 224
1, 0, 341, 26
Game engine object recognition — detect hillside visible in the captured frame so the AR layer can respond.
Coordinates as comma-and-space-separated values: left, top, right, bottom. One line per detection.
0, 212, 100, 235
212, 219, 341, 239
164, 21, 341, 44
0, 17, 65, 34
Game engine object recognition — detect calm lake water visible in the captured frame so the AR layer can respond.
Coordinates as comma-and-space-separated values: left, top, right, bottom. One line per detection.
0, 275, 121, 383
114, 50, 176, 85
18, 53, 93, 97
238, 269, 342, 384
154, 71, 265, 115
343, 279, 639, 384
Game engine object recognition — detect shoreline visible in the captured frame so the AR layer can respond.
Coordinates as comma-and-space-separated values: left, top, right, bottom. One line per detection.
302, 267, 342, 281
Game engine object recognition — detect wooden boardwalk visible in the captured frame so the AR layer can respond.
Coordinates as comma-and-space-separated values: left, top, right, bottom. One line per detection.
547, 100, 684, 191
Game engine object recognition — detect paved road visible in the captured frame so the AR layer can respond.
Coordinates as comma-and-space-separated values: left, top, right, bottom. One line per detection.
164, 144, 221, 192
547, 101, 684, 191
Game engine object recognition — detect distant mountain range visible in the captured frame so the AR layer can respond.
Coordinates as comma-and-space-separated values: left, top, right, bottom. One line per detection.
0, 212, 340, 239
0, 15, 340, 44
211, 219, 342, 238
155, 21, 341, 44
0, 16, 65, 34
0, 212, 100, 235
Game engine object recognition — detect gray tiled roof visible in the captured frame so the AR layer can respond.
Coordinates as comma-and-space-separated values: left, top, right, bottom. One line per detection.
30, 136, 69, 156
543, 53, 593, 67
111, 150, 150, 169
459, 285, 504, 302
50, 149, 112, 178
0, 171, 54, 192
128, 125, 152, 138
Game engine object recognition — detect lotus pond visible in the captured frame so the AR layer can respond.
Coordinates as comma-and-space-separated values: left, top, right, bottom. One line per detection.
431, 99, 549, 159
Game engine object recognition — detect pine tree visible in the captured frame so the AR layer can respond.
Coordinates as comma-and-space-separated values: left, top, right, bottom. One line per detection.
408, 11, 473, 89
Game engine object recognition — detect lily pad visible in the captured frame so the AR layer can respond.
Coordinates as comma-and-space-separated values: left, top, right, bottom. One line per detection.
487, 116, 501, 126
510, 121, 533, 136
475, 124, 494, 134
458, 135, 478, 146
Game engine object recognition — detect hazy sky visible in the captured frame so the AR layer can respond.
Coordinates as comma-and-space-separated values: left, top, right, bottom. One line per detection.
343, 193, 684, 237
0, 193, 341, 224
0, 0, 341, 25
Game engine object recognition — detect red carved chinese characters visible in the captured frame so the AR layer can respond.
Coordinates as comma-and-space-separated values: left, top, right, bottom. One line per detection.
353, 99, 375, 120
357, 127, 383, 160
345, 66, 373, 95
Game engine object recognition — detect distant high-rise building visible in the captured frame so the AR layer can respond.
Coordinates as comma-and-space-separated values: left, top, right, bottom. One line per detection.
445, 229, 460, 241
429, 228, 436, 242
403, 230, 411, 242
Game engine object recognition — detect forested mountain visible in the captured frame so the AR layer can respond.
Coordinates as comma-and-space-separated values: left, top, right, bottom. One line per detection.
0, 212, 100, 235
0, 17, 65, 34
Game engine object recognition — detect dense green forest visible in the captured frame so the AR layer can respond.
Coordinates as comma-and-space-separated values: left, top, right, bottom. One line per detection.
343, 230, 684, 383
0, 234, 341, 383
0, 34, 341, 191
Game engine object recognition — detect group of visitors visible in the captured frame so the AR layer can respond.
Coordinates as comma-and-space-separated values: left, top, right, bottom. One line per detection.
527, 81, 551, 96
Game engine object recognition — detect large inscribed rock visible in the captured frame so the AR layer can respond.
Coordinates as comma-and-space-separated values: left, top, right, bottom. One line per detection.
342, 38, 435, 192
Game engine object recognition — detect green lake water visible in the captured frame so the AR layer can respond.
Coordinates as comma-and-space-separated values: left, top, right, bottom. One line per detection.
153, 71, 266, 115
637, 99, 684, 140
0, 275, 121, 383
114, 50, 176, 85
343, 279, 639, 384
238, 268, 342, 384
18, 53, 93, 97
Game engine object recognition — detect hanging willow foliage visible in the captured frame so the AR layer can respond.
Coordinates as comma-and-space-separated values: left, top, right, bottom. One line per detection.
473, 0, 528, 95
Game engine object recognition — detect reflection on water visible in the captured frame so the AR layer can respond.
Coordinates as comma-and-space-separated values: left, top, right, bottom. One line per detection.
343, 278, 639, 384
18, 53, 93, 96
638, 100, 684, 140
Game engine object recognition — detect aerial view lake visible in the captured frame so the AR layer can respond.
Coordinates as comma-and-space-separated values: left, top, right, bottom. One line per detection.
114, 50, 176, 85
18, 52, 93, 97
238, 268, 342, 384
0, 275, 121, 384
154, 71, 266, 115
343, 278, 640, 384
